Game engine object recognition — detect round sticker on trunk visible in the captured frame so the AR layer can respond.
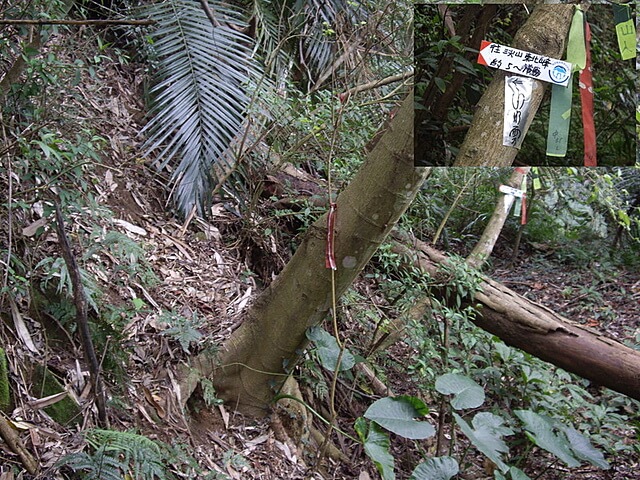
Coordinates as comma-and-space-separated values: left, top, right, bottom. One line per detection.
550, 62, 570, 84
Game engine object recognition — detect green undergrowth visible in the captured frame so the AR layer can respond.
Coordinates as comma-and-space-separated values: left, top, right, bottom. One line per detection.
56, 427, 254, 480
0, 348, 9, 412
304, 288, 637, 479
299, 220, 640, 477
0, 7, 208, 474
403, 168, 640, 270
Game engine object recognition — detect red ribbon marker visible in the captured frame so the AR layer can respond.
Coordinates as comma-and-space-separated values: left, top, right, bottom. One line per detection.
580, 21, 597, 166
326, 203, 337, 270
521, 194, 527, 225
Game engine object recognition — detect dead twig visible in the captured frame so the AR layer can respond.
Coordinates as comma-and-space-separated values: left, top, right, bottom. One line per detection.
52, 200, 108, 427
0, 413, 39, 474
198, 0, 220, 28
338, 69, 414, 100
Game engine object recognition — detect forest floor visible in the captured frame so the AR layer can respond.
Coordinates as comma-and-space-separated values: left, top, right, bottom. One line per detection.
490, 246, 640, 351
1, 52, 639, 480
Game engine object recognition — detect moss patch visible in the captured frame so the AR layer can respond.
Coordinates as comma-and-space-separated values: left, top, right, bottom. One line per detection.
0, 347, 9, 412
32, 364, 82, 426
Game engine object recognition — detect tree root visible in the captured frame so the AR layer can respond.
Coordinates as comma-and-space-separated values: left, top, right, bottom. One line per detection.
355, 363, 394, 397
272, 377, 310, 450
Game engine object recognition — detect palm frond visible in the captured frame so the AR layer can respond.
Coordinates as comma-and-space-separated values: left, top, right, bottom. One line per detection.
250, 0, 367, 91
250, 0, 291, 80
141, 0, 265, 215
296, 0, 366, 89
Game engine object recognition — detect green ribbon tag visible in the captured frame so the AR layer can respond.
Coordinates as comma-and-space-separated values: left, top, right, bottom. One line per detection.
532, 167, 541, 190
546, 7, 584, 157
613, 5, 635, 60
566, 8, 586, 71
546, 82, 573, 157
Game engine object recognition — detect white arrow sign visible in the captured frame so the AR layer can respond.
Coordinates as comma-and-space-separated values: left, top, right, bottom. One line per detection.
477, 40, 572, 87
498, 185, 525, 197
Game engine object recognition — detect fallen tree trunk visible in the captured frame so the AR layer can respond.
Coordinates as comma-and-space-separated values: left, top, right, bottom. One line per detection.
393, 234, 640, 401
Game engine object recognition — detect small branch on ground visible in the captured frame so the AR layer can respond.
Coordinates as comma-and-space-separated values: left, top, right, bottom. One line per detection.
0, 413, 39, 474
53, 200, 108, 427
354, 363, 394, 397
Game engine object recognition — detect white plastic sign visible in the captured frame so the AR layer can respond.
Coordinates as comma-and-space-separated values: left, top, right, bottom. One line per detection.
498, 185, 525, 197
478, 40, 572, 87
503, 76, 533, 148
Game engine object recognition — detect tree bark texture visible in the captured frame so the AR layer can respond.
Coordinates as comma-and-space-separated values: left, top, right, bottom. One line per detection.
453, 5, 575, 166
467, 167, 530, 268
393, 237, 640, 401
190, 93, 430, 415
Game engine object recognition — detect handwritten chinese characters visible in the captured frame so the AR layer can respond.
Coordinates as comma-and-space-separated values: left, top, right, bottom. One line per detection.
478, 40, 572, 87
503, 76, 533, 148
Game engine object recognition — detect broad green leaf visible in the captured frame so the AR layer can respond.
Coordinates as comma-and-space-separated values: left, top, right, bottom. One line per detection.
453, 412, 511, 473
364, 396, 435, 440
563, 426, 609, 469
354, 417, 368, 443
472, 412, 514, 446
508, 466, 532, 480
435, 373, 485, 409
454, 55, 476, 72
515, 410, 580, 467
363, 421, 395, 480
306, 326, 355, 371
617, 209, 630, 227
410, 456, 459, 480
494, 341, 513, 362
494, 467, 532, 480
396, 394, 430, 417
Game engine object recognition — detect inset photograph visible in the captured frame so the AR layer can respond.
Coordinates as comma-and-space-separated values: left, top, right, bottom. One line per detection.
414, 3, 636, 166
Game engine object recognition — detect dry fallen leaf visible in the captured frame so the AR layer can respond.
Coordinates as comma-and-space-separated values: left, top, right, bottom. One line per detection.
28, 391, 69, 410
8, 294, 39, 354
143, 386, 167, 419
22, 217, 48, 237
114, 218, 147, 236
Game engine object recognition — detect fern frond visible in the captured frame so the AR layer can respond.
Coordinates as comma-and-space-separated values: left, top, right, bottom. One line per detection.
57, 447, 125, 480
85, 429, 168, 480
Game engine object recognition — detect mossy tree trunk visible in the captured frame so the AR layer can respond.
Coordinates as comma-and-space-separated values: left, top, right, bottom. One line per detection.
453, 5, 575, 166
186, 93, 430, 415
